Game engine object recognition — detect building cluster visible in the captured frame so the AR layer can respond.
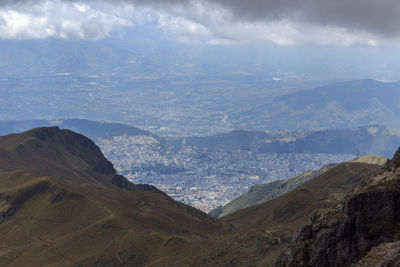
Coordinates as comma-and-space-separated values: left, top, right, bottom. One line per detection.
98, 135, 355, 212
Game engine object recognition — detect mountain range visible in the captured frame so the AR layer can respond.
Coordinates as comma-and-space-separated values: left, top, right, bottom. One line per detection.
244, 79, 400, 131
0, 118, 156, 142
2, 118, 400, 158
182, 125, 400, 158
0, 127, 398, 265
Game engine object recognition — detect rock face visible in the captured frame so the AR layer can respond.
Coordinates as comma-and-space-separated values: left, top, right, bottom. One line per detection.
277, 147, 400, 266
386, 146, 400, 168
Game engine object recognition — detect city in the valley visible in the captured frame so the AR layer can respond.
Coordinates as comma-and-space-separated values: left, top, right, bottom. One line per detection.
98, 134, 354, 212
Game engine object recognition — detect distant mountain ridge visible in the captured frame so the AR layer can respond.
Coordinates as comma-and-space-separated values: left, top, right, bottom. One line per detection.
181, 125, 400, 158
0, 118, 157, 141
245, 79, 400, 131
3, 119, 399, 158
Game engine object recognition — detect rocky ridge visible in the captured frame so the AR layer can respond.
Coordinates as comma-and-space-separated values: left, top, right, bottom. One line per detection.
277, 146, 400, 266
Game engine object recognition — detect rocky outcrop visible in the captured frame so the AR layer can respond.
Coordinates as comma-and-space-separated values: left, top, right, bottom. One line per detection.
353, 241, 400, 266
386, 146, 400, 168
277, 147, 400, 266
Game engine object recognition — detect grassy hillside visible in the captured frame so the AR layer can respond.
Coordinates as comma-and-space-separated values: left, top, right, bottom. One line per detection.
159, 160, 381, 266
211, 155, 387, 219
0, 127, 227, 266
210, 164, 336, 218
0, 126, 133, 188
212, 161, 381, 265
350, 155, 388, 165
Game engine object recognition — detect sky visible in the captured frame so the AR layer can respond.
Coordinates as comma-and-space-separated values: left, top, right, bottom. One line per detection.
0, 0, 399, 47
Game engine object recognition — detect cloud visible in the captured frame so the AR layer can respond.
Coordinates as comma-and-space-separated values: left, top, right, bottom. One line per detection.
158, 14, 211, 43
148, 1, 386, 46
107, 0, 400, 46
0, 0, 399, 46
206, 0, 400, 38
0, 0, 132, 40
96, 0, 400, 38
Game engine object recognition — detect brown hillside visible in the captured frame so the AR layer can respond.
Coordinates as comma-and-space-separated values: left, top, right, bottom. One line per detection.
277, 147, 400, 266
166, 161, 381, 267
0, 128, 227, 266
0, 127, 164, 192
203, 161, 381, 266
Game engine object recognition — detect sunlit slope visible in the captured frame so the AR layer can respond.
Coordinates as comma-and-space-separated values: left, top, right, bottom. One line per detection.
211, 155, 387, 219
210, 164, 335, 218
350, 155, 387, 165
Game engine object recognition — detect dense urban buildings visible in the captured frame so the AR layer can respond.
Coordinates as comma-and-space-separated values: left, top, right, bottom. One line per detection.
98, 135, 354, 212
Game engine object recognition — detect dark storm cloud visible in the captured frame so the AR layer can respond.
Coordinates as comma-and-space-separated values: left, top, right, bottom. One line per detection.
212, 0, 400, 37
0, 0, 33, 5
122, 0, 400, 37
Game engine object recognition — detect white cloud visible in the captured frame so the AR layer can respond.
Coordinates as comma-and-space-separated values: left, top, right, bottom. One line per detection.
0, 0, 133, 40
158, 14, 211, 43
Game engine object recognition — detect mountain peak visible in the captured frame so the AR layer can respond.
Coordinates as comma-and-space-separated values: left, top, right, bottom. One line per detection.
32, 126, 116, 174
30, 125, 62, 138
386, 146, 400, 168
0, 127, 129, 188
